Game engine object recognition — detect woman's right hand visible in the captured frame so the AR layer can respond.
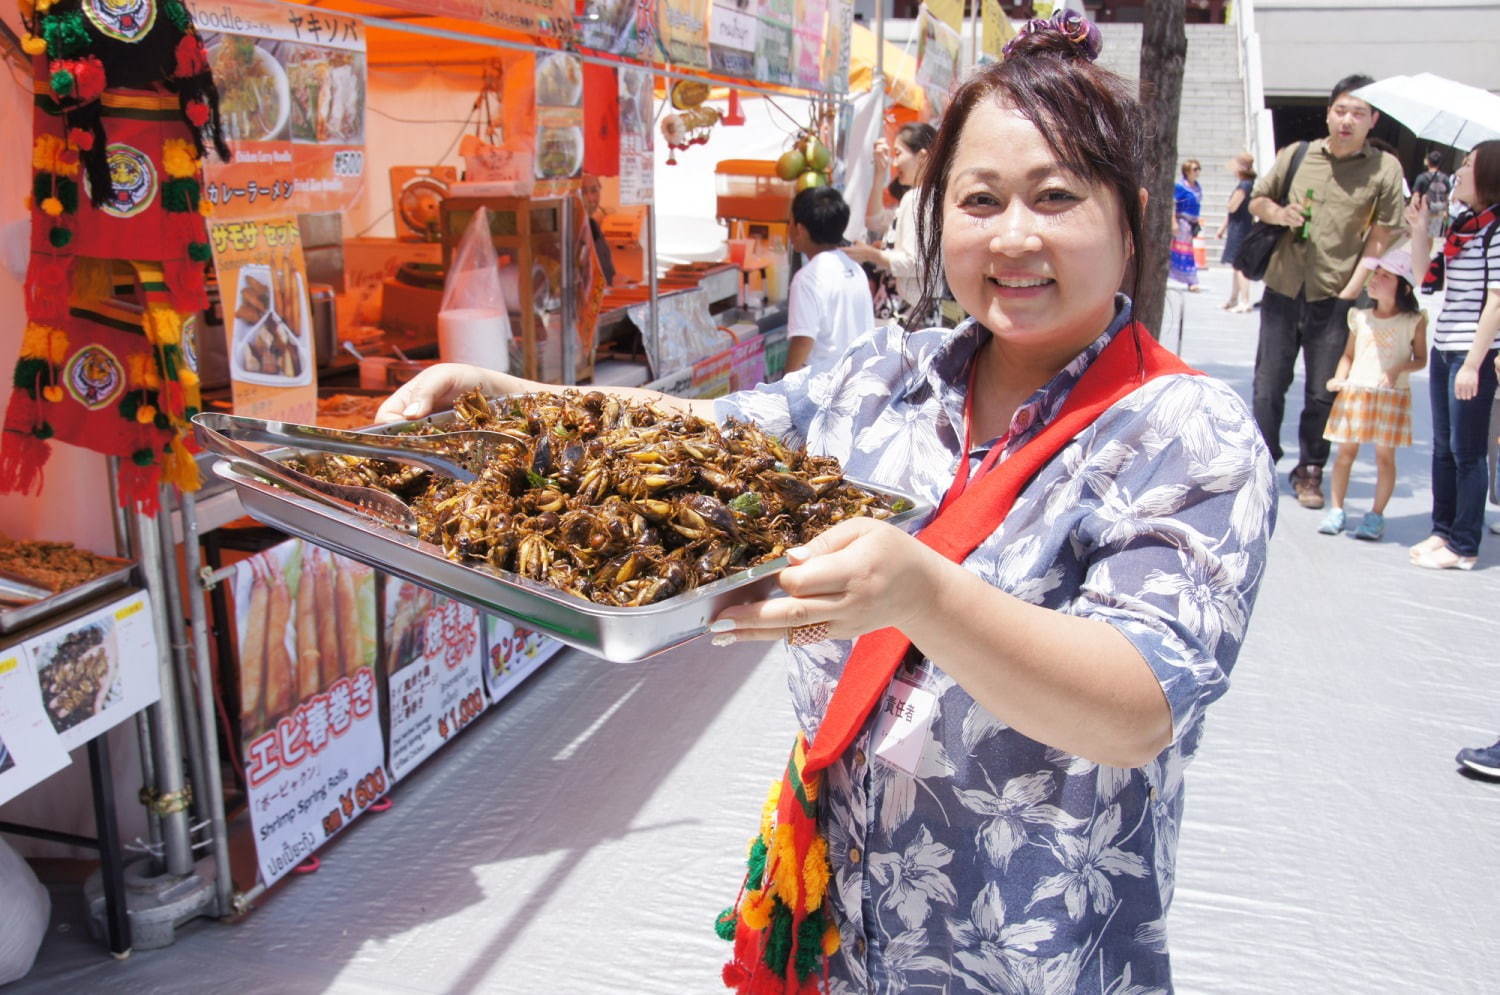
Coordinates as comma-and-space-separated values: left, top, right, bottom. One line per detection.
374, 363, 515, 423
873, 138, 891, 174
1455, 363, 1480, 401
842, 242, 881, 266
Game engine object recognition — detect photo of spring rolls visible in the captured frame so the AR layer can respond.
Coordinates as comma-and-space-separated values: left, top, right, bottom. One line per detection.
333, 554, 361, 680
294, 545, 321, 702
238, 561, 270, 736
313, 550, 340, 688
236, 274, 271, 325
262, 567, 297, 719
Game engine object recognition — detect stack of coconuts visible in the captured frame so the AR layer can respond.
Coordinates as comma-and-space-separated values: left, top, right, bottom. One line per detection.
776, 133, 833, 191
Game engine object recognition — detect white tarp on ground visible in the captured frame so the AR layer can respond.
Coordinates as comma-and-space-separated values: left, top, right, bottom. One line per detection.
10, 268, 1500, 993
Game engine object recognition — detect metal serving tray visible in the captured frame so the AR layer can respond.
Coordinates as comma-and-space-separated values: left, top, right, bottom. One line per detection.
207, 418, 928, 662
0, 558, 135, 635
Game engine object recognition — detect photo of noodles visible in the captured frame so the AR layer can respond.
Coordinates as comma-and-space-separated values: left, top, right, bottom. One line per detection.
281, 44, 366, 144
207, 37, 290, 142
535, 52, 583, 107
534, 126, 583, 180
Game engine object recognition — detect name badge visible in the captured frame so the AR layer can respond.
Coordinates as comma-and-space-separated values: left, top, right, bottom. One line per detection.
871, 677, 936, 777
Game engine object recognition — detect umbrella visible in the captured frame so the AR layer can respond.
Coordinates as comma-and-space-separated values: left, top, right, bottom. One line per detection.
1353, 73, 1500, 152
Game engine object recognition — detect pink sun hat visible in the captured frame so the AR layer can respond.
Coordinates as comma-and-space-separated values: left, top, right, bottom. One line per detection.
1368, 246, 1415, 283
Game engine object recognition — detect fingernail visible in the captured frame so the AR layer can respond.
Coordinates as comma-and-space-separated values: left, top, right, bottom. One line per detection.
712, 634, 736, 647
403, 405, 421, 417
787, 546, 810, 560
708, 618, 736, 632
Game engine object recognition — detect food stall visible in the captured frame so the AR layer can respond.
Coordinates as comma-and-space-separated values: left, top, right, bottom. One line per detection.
0, 0, 868, 961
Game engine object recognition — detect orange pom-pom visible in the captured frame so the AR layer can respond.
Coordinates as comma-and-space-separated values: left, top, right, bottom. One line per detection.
22, 34, 47, 56
42, 385, 64, 403
41, 197, 63, 216
136, 405, 158, 425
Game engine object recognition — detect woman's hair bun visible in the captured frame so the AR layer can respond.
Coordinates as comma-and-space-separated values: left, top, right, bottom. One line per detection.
1003, 9, 1104, 63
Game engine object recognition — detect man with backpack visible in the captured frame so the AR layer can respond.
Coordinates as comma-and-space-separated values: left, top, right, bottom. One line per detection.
1412, 151, 1453, 241
1247, 74, 1407, 510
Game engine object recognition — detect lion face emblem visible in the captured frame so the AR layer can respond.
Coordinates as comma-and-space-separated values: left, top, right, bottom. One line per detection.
64, 345, 124, 410
99, 144, 157, 219
83, 0, 157, 42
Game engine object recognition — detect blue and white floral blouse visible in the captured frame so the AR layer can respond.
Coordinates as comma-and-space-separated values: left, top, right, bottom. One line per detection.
714, 299, 1277, 993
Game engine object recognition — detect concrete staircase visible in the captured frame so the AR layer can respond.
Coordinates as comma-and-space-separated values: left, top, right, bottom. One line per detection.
1094, 23, 1251, 245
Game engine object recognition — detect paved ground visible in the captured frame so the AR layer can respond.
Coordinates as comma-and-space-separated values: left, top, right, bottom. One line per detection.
11, 267, 1500, 994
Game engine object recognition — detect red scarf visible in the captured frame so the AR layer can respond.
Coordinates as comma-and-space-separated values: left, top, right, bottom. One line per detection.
1426, 204, 1500, 289
718, 324, 1200, 992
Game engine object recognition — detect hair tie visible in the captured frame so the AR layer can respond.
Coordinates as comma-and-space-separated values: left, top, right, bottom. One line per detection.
1004, 8, 1103, 62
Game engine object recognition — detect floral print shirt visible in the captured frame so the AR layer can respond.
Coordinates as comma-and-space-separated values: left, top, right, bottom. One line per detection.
714, 299, 1277, 993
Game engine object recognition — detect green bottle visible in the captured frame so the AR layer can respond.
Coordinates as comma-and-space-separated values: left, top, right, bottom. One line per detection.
1298, 189, 1315, 241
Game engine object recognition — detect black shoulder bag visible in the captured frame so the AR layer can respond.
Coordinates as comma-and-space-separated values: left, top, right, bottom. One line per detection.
1232, 141, 1309, 281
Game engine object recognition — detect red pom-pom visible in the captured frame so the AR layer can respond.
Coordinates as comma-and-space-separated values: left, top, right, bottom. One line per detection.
66, 127, 95, 151
722, 963, 749, 988
72, 57, 107, 102
174, 35, 208, 77
185, 100, 210, 127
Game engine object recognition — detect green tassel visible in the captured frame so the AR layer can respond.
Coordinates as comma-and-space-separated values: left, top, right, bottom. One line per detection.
49, 69, 75, 96
162, 177, 199, 213
32, 423, 55, 440
184, 405, 199, 419
746, 836, 768, 892
48, 226, 72, 248
131, 447, 156, 467
55, 177, 78, 214
159, 345, 180, 380
13, 357, 50, 395
762, 898, 794, 976
33, 172, 54, 204
187, 241, 211, 262
118, 393, 141, 420
42, 12, 93, 59
794, 909, 826, 981
153, 411, 171, 431
714, 907, 738, 942
163, 0, 192, 31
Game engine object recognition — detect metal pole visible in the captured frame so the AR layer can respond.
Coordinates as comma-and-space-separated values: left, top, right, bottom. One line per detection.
179, 491, 234, 916
562, 197, 577, 386
156, 490, 211, 833
646, 204, 659, 380
129, 504, 194, 877
875, 0, 885, 82
87, 736, 133, 958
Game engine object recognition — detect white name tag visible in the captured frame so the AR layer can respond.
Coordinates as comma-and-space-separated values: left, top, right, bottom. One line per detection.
871, 678, 936, 777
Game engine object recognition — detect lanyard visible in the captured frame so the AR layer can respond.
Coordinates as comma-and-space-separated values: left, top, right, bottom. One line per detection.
938, 358, 1012, 514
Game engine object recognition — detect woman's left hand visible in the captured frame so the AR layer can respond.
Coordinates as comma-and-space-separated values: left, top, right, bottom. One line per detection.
709, 517, 944, 644
1456, 363, 1480, 401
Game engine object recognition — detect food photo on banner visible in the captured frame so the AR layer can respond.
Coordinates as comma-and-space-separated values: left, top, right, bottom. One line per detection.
381, 578, 486, 782
0, 646, 72, 808
482, 614, 562, 703
754, 0, 794, 87
189, 0, 368, 219
230, 540, 384, 888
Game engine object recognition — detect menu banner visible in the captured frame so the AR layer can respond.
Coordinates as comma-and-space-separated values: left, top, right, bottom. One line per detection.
0, 648, 71, 807
382, 580, 486, 782
754, 0, 794, 86
915, 6, 962, 118
581, 0, 656, 58
233, 541, 384, 888
483, 615, 563, 703
208, 215, 318, 423
189, 0, 367, 220
658, 0, 712, 69
792, 0, 828, 90
618, 67, 655, 205
980, 0, 1015, 62
823, 0, 854, 95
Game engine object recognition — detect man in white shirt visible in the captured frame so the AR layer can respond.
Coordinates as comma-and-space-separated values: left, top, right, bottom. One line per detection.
784, 187, 877, 375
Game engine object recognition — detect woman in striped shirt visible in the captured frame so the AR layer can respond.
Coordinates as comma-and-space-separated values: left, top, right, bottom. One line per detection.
1407, 140, 1500, 569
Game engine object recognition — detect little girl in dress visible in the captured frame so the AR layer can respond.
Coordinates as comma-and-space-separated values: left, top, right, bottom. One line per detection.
1318, 250, 1428, 540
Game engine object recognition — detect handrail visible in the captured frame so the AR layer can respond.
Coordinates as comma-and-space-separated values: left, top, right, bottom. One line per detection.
1234, 0, 1274, 170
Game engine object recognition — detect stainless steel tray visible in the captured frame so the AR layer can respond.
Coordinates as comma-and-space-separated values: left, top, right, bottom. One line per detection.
0, 558, 135, 634
208, 423, 928, 662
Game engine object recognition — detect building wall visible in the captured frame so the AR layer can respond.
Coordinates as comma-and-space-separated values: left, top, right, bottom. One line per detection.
1256, 0, 1500, 97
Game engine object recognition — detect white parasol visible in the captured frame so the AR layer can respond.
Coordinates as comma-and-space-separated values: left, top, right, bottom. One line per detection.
1353, 73, 1500, 152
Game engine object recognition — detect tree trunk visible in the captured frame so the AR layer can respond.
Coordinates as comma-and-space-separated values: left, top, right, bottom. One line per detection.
1136, 0, 1187, 339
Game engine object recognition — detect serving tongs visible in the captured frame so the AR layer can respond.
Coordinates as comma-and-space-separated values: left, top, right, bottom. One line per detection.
192, 412, 530, 483
194, 414, 421, 535
0, 571, 53, 605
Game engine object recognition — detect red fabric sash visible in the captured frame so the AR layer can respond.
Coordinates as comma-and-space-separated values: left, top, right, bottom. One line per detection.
1426, 204, 1500, 289
803, 322, 1198, 774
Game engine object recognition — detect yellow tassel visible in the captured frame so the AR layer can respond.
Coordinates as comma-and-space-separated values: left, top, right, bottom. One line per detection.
144, 305, 182, 345
125, 354, 161, 389
21, 322, 69, 364
162, 438, 202, 491
32, 135, 66, 173
161, 139, 198, 179
739, 889, 773, 931
759, 779, 780, 840
136, 405, 157, 425
770, 823, 800, 906
178, 366, 200, 389
70, 258, 113, 305
42, 385, 64, 403
22, 33, 46, 55
41, 197, 63, 216
33, 0, 53, 11
198, 198, 214, 218
802, 836, 830, 912
821, 922, 840, 956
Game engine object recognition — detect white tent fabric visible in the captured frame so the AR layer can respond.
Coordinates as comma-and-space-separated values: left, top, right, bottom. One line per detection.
9, 268, 1500, 993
